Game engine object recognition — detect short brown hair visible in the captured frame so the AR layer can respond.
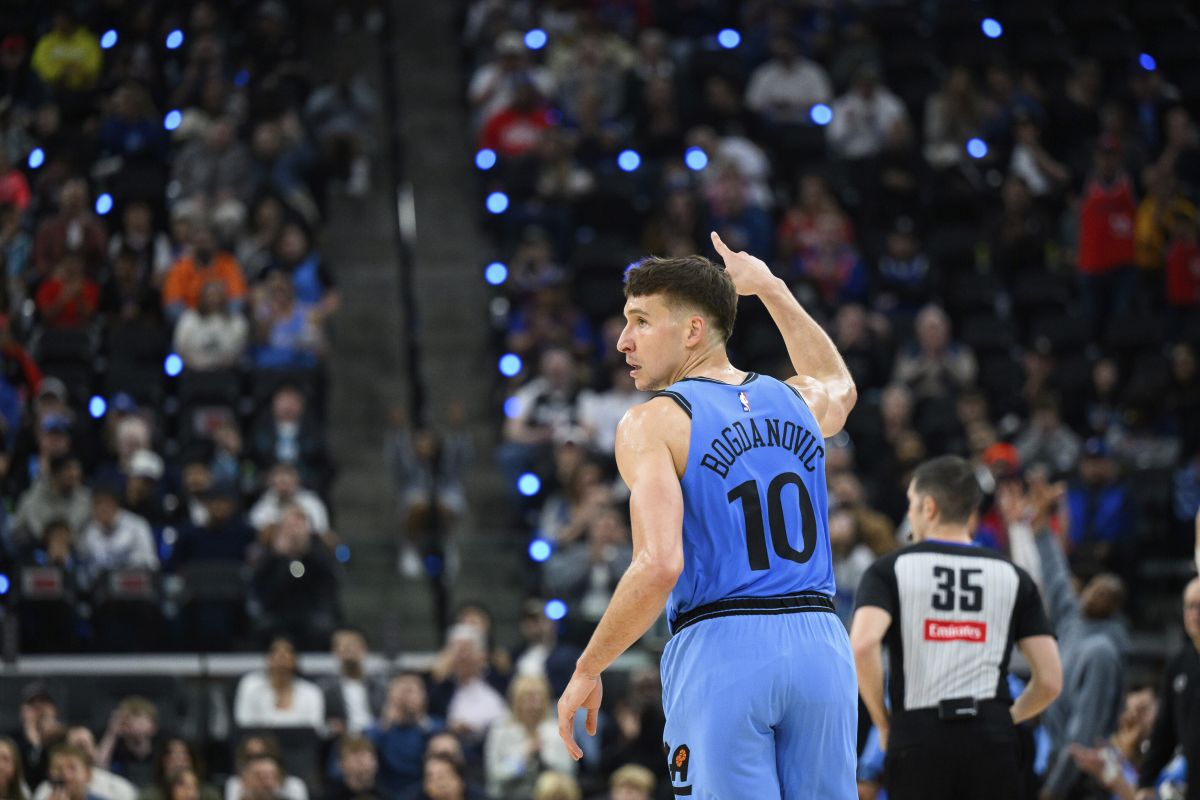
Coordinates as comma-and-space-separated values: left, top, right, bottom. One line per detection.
338, 736, 375, 760
911, 455, 982, 525
624, 255, 737, 341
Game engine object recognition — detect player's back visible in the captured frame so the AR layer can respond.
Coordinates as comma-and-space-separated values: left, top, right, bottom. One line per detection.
655, 372, 834, 630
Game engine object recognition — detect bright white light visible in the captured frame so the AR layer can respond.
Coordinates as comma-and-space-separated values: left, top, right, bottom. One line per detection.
486, 191, 509, 214
499, 353, 522, 377
517, 473, 541, 496
485, 261, 508, 285
289, 560, 305, 578
684, 147, 708, 171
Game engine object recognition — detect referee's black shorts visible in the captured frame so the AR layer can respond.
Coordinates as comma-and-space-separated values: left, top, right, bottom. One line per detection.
885, 703, 1021, 800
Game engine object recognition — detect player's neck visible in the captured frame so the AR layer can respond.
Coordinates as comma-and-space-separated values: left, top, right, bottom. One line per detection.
671, 344, 743, 385
921, 523, 973, 545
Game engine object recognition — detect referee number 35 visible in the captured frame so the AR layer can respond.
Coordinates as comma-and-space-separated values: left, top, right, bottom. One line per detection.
931, 566, 984, 612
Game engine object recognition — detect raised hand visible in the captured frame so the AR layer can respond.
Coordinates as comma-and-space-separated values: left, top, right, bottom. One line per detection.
710, 231, 778, 297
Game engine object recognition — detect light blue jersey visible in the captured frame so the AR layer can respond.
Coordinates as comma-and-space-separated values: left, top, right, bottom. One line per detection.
654, 372, 856, 799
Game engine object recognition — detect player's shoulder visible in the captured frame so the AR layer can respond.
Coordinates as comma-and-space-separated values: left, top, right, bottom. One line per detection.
617, 393, 691, 443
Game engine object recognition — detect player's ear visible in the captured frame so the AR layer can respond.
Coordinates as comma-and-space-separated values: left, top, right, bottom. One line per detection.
685, 314, 705, 346
922, 494, 937, 522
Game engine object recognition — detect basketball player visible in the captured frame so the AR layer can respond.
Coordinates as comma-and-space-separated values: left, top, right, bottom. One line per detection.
556, 232, 859, 798
850, 455, 1062, 800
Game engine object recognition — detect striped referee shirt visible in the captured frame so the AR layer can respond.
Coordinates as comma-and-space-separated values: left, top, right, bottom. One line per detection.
855, 540, 1052, 714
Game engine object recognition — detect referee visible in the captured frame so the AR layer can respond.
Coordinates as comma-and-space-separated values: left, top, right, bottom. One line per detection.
849, 455, 1063, 800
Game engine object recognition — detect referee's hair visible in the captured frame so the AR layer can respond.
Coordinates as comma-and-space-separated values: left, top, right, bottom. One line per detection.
911, 455, 983, 525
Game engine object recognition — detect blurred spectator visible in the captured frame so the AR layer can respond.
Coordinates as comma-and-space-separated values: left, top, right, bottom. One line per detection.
249, 462, 331, 545
1068, 687, 1157, 800
826, 64, 910, 161
1165, 212, 1200, 316
530, 772, 580, 800
366, 674, 442, 798
1065, 438, 1136, 577
78, 483, 159, 573
236, 197, 287, 279
162, 224, 247, 322
171, 117, 253, 208
989, 175, 1051, 283
597, 669, 664, 787
511, 600, 581, 696
107, 202, 172, 286
224, 739, 306, 800
0, 736, 29, 800
250, 385, 329, 491
542, 505, 631, 623
265, 223, 338, 322
791, 208, 867, 307
324, 738, 382, 800
95, 698, 160, 789
501, 348, 582, 480
31, 11, 101, 93
251, 268, 324, 369
0, 149, 31, 212
873, 219, 933, 320
744, 35, 831, 126
1030, 496, 1129, 798
891, 305, 976, 401
250, 506, 340, 648
506, 285, 594, 361
607, 764, 655, 800
1009, 110, 1070, 198
98, 83, 166, 164
427, 625, 507, 743
319, 627, 386, 738
35, 252, 99, 329
687, 125, 772, 211
173, 282, 249, 371
170, 482, 255, 566
33, 178, 107, 278
923, 66, 985, 170
829, 304, 890, 394
234, 637, 325, 731
1078, 135, 1138, 332
44, 744, 98, 800
705, 165, 773, 260
12, 454, 90, 549
247, 119, 319, 226
101, 249, 162, 325
137, 737, 219, 800
468, 31, 555, 128
1016, 394, 1083, 478
1135, 166, 1194, 277
577, 365, 643, 456
778, 175, 854, 271
484, 676, 575, 799
478, 80, 555, 160
11, 684, 62, 789
411, 754, 476, 800
536, 446, 606, 546
1137, 578, 1200, 799
304, 61, 378, 196
829, 509, 874, 628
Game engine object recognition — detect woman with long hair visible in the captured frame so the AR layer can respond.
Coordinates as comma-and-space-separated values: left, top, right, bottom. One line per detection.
0, 738, 30, 800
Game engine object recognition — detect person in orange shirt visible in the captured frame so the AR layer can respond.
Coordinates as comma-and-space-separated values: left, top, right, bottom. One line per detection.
162, 223, 246, 321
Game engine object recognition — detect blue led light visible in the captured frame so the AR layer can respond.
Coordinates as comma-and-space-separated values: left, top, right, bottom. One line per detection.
95, 193, 114, 215
164, 110, 182, 131
89, 396, 107, 419
486, 191, 509, 214
1139, 53, 1157, 71
684, 147, 708, 171
166, 29, 184, 50
101, 30, 118, 49
528, 539, 552, 562
335, 544, 350, 563
981, 18, 1003, 39
525, 29, 548, 50
28, 148, 45, 169
517, 473, 541, 497
234, 69, 250, 87
475, 148, 497, 170
499, 353, 522, 377
717, 28, 741, 49
810, 103, 833, 126
545, 599, 567, 620
485, 261, 508, 285
164, 353, 183, 377
967, 137, 988, 159
0, 574, 9, 595
503, 396, 521, 419
617, 149, 641, 172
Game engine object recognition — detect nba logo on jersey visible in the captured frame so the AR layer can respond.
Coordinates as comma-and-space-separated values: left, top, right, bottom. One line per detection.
738, 391, 751, 412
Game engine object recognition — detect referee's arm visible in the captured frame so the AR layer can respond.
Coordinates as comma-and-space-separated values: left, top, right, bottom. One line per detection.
1010, 634, 1062, 724
850, 606, 893, 748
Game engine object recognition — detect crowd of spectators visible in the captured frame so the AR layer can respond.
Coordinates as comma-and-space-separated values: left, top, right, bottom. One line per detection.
0, 0, 375, 652
469, 0, 1200, 797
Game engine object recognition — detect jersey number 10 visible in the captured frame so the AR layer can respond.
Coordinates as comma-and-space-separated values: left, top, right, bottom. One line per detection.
726, 472, 818, 571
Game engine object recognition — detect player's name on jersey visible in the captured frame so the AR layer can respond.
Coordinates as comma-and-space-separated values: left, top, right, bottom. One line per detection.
699, 417, 824, 478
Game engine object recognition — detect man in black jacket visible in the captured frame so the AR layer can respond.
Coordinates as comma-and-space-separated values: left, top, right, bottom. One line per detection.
1136, 577, 1200, 800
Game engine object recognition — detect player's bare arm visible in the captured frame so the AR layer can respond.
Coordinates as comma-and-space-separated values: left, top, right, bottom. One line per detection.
556, 396, 688, 760
1011, 634, 1062, 724
710, 231, 857, 437
850, 605, 894, 750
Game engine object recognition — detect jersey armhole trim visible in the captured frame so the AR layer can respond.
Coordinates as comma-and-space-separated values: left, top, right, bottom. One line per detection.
654, 390, 692, 418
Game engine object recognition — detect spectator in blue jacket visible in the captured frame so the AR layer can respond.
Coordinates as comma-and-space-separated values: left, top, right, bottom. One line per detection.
366, 674, 443, 798
1066, 438, 1136, 578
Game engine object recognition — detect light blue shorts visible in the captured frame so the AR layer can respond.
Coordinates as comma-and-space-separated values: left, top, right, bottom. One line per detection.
659, 609, 858, 799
